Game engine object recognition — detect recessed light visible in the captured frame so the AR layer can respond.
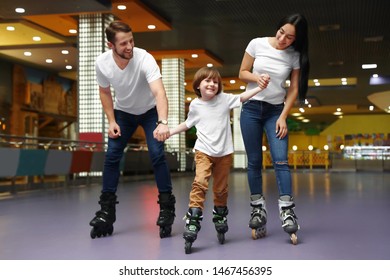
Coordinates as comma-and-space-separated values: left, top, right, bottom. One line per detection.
46, 59, 53, 64
62, 50, 69, 55
15, 8, 25, 13
66, 65, 73, 70
191, 54, 198, 58
207, 63, 213, 67
32, 36, 41, 41
148, 25, 156, 30
362, 64, 377, 69
230, 80, 236, 84
6, 26, 15, 31
117, 5, 127, 10
24, 51, 32, 56
69, 29, 77, 34
240, 85, 245, 90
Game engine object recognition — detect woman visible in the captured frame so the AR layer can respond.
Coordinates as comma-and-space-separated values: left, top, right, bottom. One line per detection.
239, 13, 309, 245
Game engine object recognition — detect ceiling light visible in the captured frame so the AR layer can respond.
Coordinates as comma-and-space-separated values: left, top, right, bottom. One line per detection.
302, 119, 310, 123
24, 51, 32, 56
362, 64, 377, 69
372, 74, 378, 78
313, 79, 318, 82
32, 36, 41, 41
191, 54, 198, 58
207, 63, 213, 67
230, 80, 236, 84
15, 8, 25, 13
341, 78, 347, 82
342, 81, 347, 85
299, 108, 305, 113
336, 108, 341, 112
333, 112, 343, 115
292, 113, 301, 117
147, 25, 156, 30
69, 29, 77, 34
186, 97, 192, 101
240, 85, 245, 90
66, 65, 73, 70
62, 50, 69, 55
46, 59, 53, 64
6, 26, 15, 31
369, 106, 374, 111
117, 5, 127, 10
315, 82, 320, 86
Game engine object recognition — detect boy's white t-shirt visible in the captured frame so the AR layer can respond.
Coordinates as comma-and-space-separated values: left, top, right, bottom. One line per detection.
245, 37, 300, 104
185, 93, 241, 157
95, 47, 161, 115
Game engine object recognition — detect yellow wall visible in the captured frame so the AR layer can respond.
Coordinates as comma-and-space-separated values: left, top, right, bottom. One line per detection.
321, 114, 390, 135
289, 133, 327, 151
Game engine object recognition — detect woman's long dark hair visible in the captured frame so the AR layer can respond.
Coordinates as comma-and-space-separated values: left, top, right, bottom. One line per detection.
277, 14, 310, 102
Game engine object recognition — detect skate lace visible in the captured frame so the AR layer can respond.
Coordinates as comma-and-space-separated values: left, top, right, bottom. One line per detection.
281, 209, 298, 227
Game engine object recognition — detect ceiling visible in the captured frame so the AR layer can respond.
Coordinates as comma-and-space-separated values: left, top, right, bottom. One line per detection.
1, 0, 390, 132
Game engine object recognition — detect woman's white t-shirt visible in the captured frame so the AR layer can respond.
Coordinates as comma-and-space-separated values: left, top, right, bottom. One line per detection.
245, 37, 300, 104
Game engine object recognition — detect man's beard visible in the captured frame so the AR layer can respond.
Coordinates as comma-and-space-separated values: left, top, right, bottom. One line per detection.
113, 47, 132, 60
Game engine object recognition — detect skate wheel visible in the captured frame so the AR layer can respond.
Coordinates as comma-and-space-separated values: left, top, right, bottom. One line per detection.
290, 233, 298, 245
90, 228, 97, 239
159, 226, 172, 238
185, 241, 192, 254
251, 229, 258, 240
217, 232, 225, 244
251, 227, 266, 240
108, 226, 114, 235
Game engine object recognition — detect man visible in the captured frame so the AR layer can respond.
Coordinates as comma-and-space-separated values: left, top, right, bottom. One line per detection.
89, 21, 175, 239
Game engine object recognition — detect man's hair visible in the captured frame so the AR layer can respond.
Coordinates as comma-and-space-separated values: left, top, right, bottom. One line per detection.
105, 21, 132, 44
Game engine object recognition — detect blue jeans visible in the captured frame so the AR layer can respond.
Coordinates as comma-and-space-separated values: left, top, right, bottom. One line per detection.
102, 108, 172, 193
240, 100, 292, 197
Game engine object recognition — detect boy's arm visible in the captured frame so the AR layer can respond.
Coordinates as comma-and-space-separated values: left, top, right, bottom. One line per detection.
169, 122, 189, 137
240, 74, 270, 102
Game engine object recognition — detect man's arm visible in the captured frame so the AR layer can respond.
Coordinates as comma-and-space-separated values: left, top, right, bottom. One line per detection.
149, 78, 169, 141
99, 86, 121, 138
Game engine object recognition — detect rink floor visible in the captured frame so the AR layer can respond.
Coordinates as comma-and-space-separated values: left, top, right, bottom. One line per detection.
0, 170, 389, 260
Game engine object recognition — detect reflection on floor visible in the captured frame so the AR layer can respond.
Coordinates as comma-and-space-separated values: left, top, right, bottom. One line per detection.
0, 170, 389, 260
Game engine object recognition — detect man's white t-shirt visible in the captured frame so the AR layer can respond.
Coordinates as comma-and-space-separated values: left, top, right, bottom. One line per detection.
185, 93, 241, 157
245, 37, 300, 104
95, 47, 161, 115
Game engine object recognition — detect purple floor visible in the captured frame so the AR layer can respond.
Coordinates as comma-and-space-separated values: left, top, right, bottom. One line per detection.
0, 170, 389, 260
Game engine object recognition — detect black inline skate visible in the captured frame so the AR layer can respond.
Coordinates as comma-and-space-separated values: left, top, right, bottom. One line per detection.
212, 206, 229, 244
249, 194, 267, 240
156, 192, 176, 238
278, 195, 300, 245
183, 207, 203, 254
89, 192, 118, 239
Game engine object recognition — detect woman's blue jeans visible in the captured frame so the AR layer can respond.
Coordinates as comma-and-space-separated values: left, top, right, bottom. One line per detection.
102, 108, 172, 193
240, 100, 292, 197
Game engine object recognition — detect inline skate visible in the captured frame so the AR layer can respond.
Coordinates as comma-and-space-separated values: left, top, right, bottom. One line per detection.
212, 206, 229, 244
249, 194, 267, 240
156, 192, 176, 238
278, 195, 300, 245
183, 207, 203, 254
89, 192, 118, 239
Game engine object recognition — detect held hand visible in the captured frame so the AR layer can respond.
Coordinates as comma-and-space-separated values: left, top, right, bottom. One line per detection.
275, 117, 288, 139
257, 73, 270, 89
108, 122, 121, 138
153, 124, 170, 142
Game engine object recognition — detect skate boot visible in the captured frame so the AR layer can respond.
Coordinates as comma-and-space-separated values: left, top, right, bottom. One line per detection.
279, 195, 300, 245
249, 194, 267, 240
156, 192, 176, 238
89, 192, 118, 239
183, 207, 203, 254
212, 206, 229, 244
